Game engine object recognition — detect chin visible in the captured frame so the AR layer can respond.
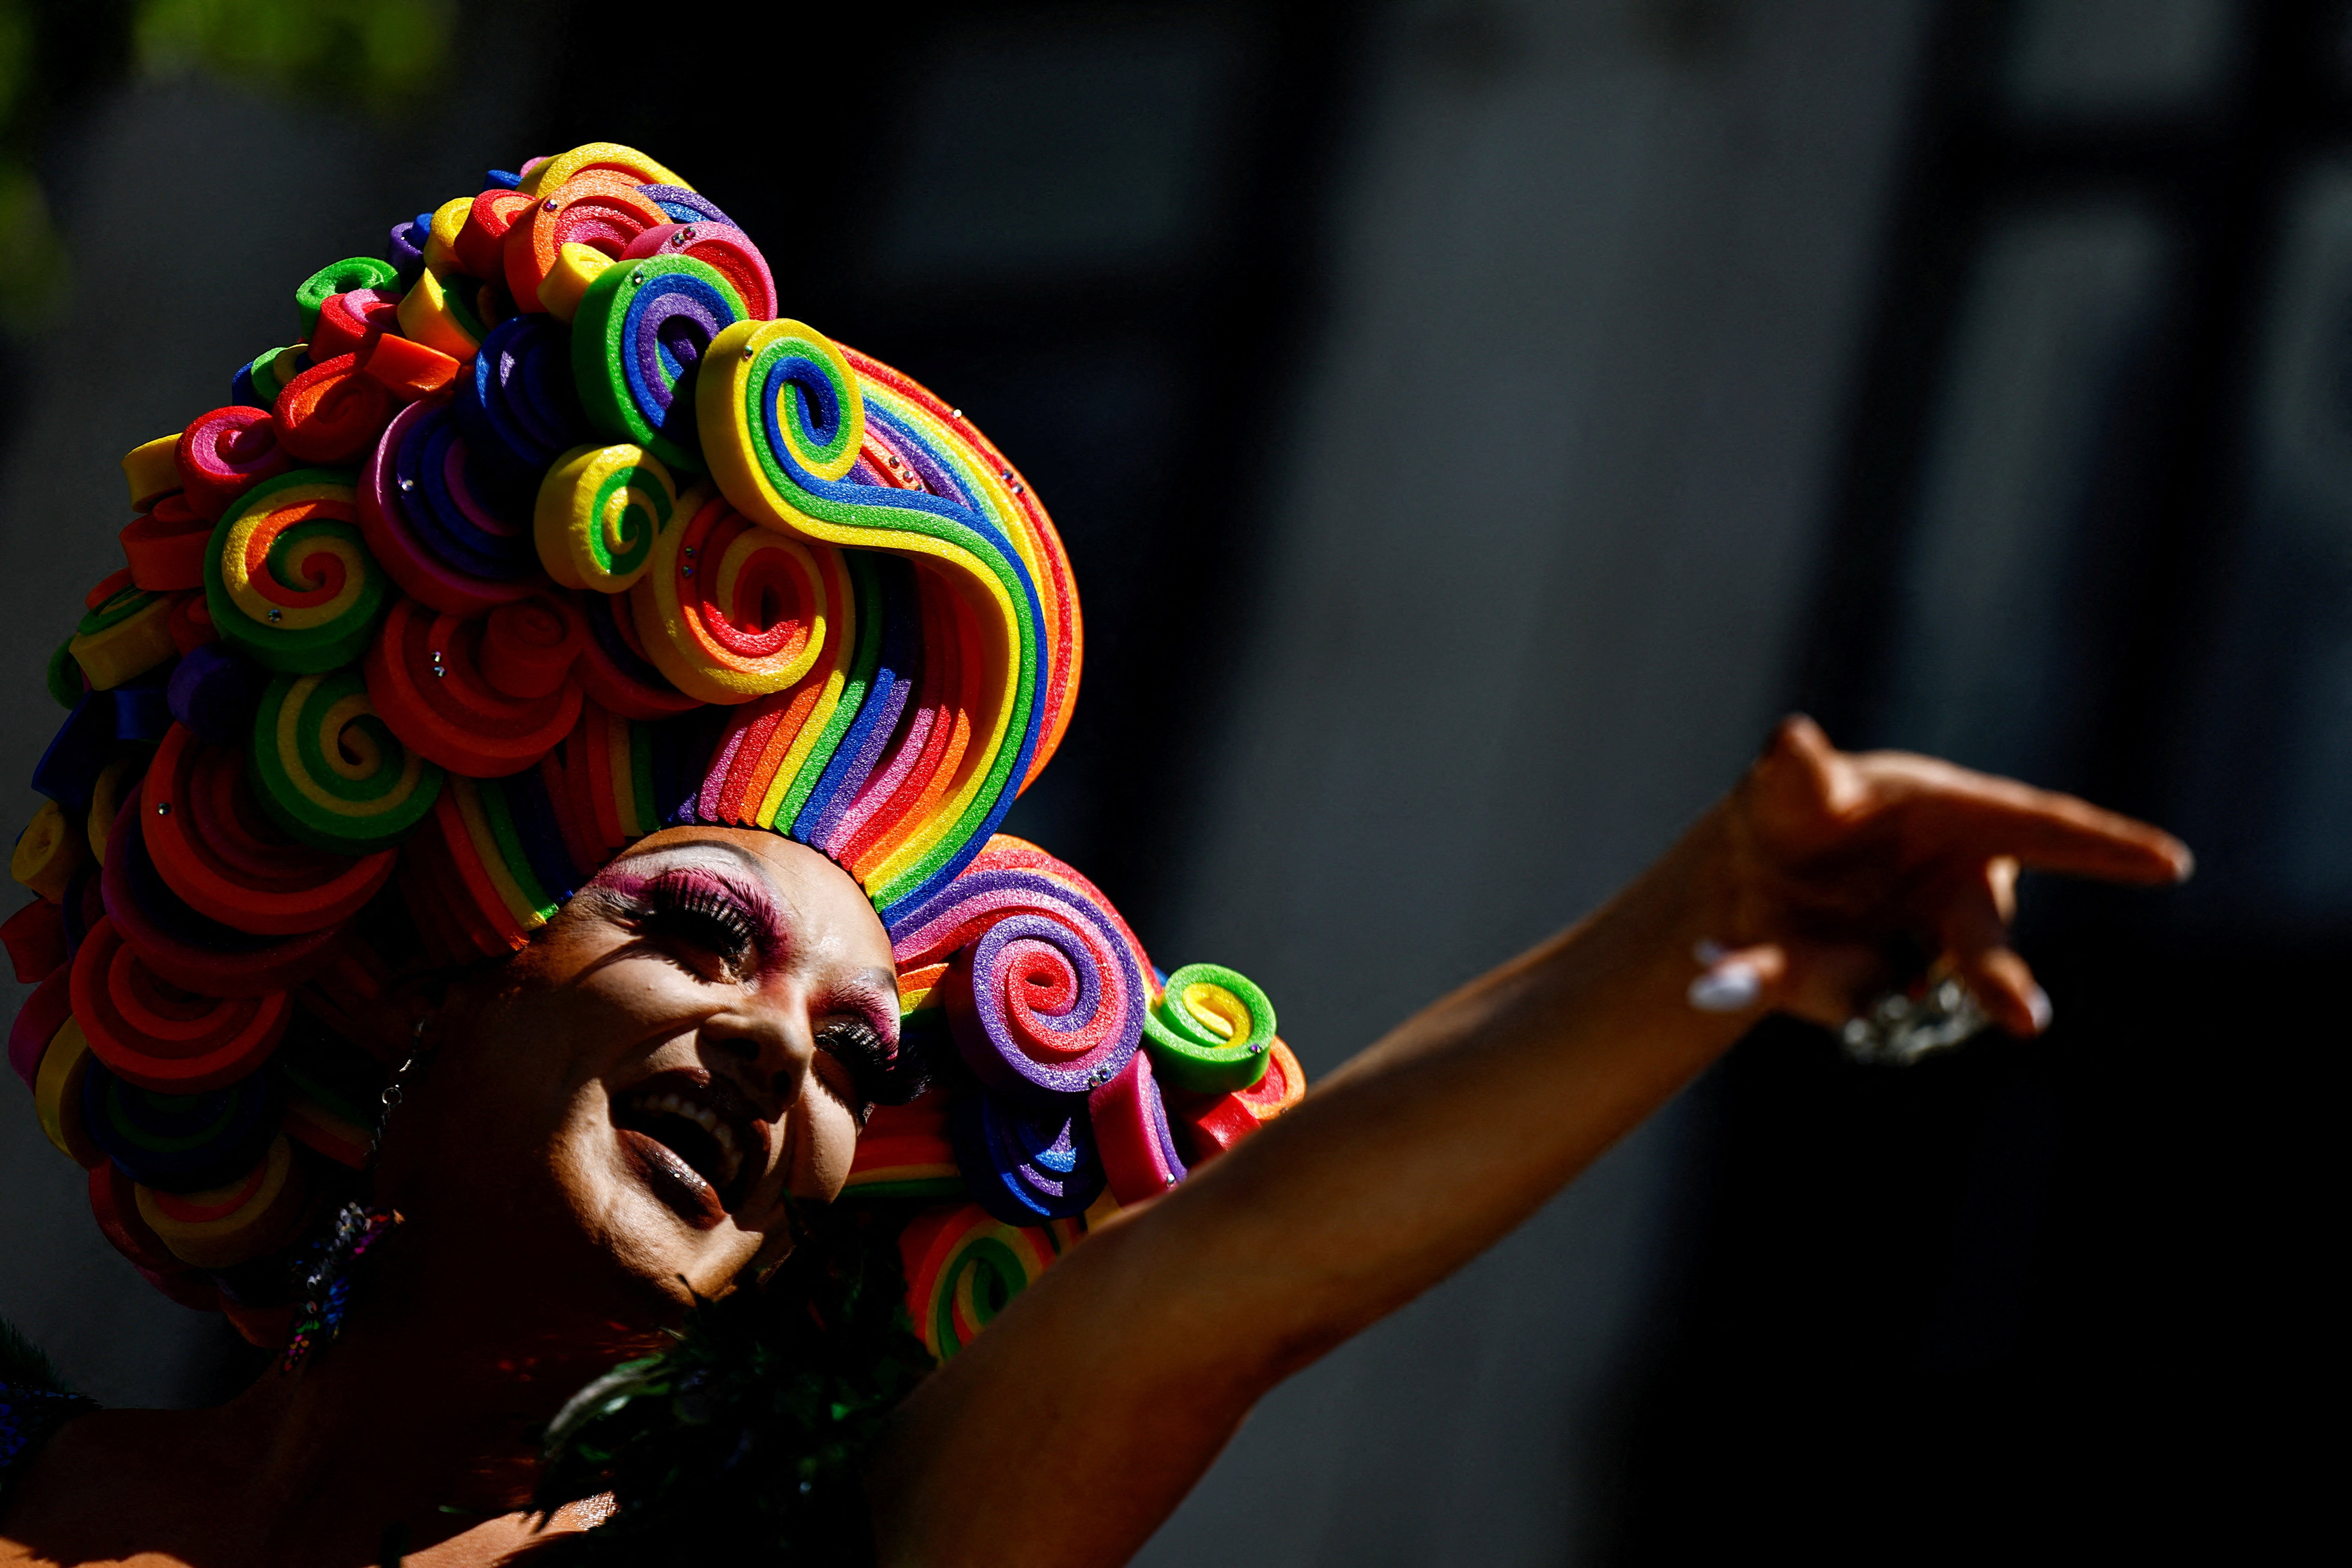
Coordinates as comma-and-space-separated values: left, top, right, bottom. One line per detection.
561, 1108, 774, 1306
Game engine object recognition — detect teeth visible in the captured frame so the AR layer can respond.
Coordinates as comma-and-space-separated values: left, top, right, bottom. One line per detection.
626, 1087, 745, 1190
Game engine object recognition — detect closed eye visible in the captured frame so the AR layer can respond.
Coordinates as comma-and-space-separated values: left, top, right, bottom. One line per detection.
814, 1018, 892, 1114
631, 870, 764, 976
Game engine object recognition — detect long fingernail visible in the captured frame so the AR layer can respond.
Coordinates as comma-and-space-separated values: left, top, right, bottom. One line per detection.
1688, 961, 1762, 1013
2172, 846, 2196, 883
2026, 984, 2053, 1033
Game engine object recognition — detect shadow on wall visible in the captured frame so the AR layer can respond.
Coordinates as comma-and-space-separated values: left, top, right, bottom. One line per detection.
1141, 3, 1930, 1564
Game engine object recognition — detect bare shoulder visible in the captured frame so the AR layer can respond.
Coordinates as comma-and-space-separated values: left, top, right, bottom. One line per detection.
3, 1413, 609, 1568
0, 1407, 222, 1565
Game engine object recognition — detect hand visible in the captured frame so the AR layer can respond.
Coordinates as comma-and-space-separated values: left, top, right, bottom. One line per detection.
1687, 716, 2192, 1036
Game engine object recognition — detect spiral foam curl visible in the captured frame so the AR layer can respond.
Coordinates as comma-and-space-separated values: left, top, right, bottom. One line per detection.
6, 142, 1296, 1350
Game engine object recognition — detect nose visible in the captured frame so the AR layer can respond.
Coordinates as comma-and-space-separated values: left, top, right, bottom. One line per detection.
700, 991, 816, 1113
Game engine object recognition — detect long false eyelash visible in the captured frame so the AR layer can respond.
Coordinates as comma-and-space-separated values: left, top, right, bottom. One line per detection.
815, 1018, 926, 1111
635, 878, 760, 967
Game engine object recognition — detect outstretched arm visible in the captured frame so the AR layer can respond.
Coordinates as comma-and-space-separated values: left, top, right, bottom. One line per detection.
866, 718, 2191, 1568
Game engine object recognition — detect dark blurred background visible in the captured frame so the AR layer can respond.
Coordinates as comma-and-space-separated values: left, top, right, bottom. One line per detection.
0, 0, 2326, 1560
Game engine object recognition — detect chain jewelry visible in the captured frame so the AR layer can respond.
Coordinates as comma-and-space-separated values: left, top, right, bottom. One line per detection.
281, 1018, 428, 1374
372, 1016, 433, 1157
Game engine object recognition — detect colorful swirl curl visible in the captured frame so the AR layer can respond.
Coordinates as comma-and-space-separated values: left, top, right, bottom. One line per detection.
892, 852, 1148, 1100
618, 222, 776, 322
574, 255, 745, 470
386, 400, 538, 583
534, 442, 677, 594
696, 320, 1079, 916
504, 171, 671, 311
950, 1094, 1106, 1225
1142, 963, 1277, 1095
458, 315, 586, 478
358, 398, 538, 619
629, 489, 843, 703
898, 1202, 1084, 1364
143, 722, 399, 930
205, 472, 388, 672
248, 669, 445, 853
100, 800, 346, 996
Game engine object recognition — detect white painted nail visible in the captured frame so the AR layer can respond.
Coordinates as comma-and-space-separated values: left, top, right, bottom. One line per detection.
2026, 984, 2053, 1033
1693, 938, 1728, 966
1687, 961, 1762, 1013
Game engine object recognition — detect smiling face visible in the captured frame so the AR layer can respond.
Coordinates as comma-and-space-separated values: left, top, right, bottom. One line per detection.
374, 827, 900, 1334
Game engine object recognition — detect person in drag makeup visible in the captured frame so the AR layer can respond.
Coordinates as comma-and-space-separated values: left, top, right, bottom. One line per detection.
0, 143, 2192, 1566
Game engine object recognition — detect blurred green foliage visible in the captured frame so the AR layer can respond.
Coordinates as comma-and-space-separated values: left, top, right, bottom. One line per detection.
0, 0, 453, 331
0, 0, 74, 328
134, 0, 453, 111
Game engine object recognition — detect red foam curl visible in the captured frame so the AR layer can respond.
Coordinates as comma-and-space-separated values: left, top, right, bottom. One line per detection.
274, 352, 396, 465
178, 407, 291, 523
363, 596, 582, 776
310, 287, 404, 361
142, 726, 396, 935
572, 590, 698, 720
619, 222, 777, 319
1, 897, 66, 983
101, 800, 344, 996
457, 188, 537, 279
483, 593, 585, 698
120, 493, 213, 593
70, 916, 290, 1093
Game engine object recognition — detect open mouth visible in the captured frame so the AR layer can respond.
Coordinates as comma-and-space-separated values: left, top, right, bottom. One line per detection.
612, 1071, 766, 1229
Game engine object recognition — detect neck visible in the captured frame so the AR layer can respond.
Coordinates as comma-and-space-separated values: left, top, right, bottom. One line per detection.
204, 1229, 660, 1559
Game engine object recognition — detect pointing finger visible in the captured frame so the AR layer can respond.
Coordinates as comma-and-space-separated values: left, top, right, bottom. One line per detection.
1868, 757, 2193, 885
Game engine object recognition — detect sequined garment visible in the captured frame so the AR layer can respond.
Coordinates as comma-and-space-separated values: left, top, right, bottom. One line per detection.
0, 1379, 94, 1503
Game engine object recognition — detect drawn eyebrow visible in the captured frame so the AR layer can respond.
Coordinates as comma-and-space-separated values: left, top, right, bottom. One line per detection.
591, 842, 795, 955
836, 967, 904, 1043
620, 834, 785, 886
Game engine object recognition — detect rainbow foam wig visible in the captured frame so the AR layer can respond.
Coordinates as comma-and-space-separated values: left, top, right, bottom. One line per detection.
4, 142, 1301, 1362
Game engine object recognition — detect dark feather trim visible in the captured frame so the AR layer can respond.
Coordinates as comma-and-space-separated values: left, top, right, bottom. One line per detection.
534, 1202, 934, 1565
0, 1315, 76, 1398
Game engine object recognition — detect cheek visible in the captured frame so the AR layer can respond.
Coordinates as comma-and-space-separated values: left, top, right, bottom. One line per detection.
467, 963, 687, 1092
793, 1093, 864, 1201
405, 982, 660, 1217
